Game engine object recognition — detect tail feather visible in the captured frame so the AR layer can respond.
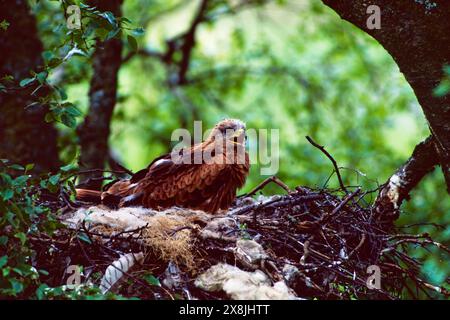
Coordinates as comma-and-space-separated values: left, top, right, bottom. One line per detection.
76, 189, 102, 203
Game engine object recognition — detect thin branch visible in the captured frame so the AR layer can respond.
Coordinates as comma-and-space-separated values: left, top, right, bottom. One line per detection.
306, 136, 348, 193
175, 0, 209, 85
242, 176, 291, 198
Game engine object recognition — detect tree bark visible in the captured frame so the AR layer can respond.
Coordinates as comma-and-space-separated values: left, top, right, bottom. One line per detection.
321, 0, 450, 193
374, 136, 439, 221
77, 0, 123, 190
0, 0, 60, 174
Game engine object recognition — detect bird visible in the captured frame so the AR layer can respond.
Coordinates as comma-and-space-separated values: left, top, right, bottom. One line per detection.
76, 119, 250, 213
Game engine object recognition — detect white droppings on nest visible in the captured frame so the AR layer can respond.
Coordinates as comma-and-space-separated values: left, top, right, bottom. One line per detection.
386, 174, 403, 209
199, 216, 238, 241
63, 206, 155, 231
63, 205, 208, 231
62, 206, 211, 269
195, 263, 298, 300
282, 264, 299, 284
235, 239, 268, 268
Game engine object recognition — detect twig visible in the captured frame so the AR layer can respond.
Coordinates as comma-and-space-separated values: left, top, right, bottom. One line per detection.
321, 188, 361, 224
306, 136, 348, 193
348, 233, 366, 258
241, 176, 291, 198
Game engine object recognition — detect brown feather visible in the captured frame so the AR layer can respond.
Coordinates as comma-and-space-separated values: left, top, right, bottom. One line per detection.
75, 189, 102, 203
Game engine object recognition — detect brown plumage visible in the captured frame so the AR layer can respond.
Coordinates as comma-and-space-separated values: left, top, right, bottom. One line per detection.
76, 119, 250, 213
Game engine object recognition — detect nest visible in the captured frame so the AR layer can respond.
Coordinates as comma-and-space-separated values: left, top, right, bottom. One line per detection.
31, 183, 449, 300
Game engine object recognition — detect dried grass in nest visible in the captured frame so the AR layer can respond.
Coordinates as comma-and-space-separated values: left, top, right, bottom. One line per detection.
140, 215, 196, 271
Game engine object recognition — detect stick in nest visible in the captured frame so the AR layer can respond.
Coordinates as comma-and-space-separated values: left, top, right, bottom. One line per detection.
241, 176, 292, 198
306, 136, 348, 193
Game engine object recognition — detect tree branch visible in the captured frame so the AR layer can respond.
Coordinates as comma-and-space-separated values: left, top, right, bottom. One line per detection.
374, 135, 439, 221
306, 136, 348, 193
122, 0, 274, 88
175, 0, 209, 85
77, 0, 123, 190
321, 0, 450, 194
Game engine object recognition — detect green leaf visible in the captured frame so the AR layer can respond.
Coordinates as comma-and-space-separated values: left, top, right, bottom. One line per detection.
42, 51, 55, 62
77, 232, 92, 244
12, 267, 24, 276
61, 113, 76, 128
0, 19, 9, 31
61, 163, 77, 172
2, 267, 10, 277
106, 28, 121, 40
13, 175, 28, 186
131, 27, 145, 37
25, 163, 35, 172
9, 278, 24, 294
38, 269, 49, 276
40, 180, 47, 189
2, 75, 14, 82
36, 284, 49, 300
143, 274, 161, 287
13, 176, 29, 188
19, 77, 35, 87
68, 180, 77, 195
79, 3, 93, 10
44, 112, 54, 123
36, 71, 48, 84
102, 11, 117, 28
0, 236, 8, 246
49, 173, 60, 185
127, 35, 138, 52
64, 104, 82, 117
0, 255, 8, 268
2, 189, 13, 201
433, 79, 450, 97
14, 232, 27, 246
55, 86, 68, 100
9, 164, 24, 171
443, 65, 450, 76
120, 17, 132, 24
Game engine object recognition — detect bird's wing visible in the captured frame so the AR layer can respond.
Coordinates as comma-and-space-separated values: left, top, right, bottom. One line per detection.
135, 148, 242, 212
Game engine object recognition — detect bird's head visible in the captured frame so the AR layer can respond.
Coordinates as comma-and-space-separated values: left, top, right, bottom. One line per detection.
208, 119, 247, 145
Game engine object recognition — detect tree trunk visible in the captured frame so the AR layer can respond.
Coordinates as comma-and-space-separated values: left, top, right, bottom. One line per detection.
321, 0, 450, 193
375, 136, 439, 221
0, 0, 60, 174
77, 0, 123, 190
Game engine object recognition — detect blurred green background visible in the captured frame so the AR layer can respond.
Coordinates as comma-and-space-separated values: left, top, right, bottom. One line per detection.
33, 0, 449, 292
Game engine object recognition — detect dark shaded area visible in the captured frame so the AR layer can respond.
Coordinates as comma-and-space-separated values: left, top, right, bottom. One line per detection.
0, 0, 59, 173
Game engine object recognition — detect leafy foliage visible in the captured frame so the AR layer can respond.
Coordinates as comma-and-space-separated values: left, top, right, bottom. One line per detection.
0, 160, 60, 297
0, 160, 132, 299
